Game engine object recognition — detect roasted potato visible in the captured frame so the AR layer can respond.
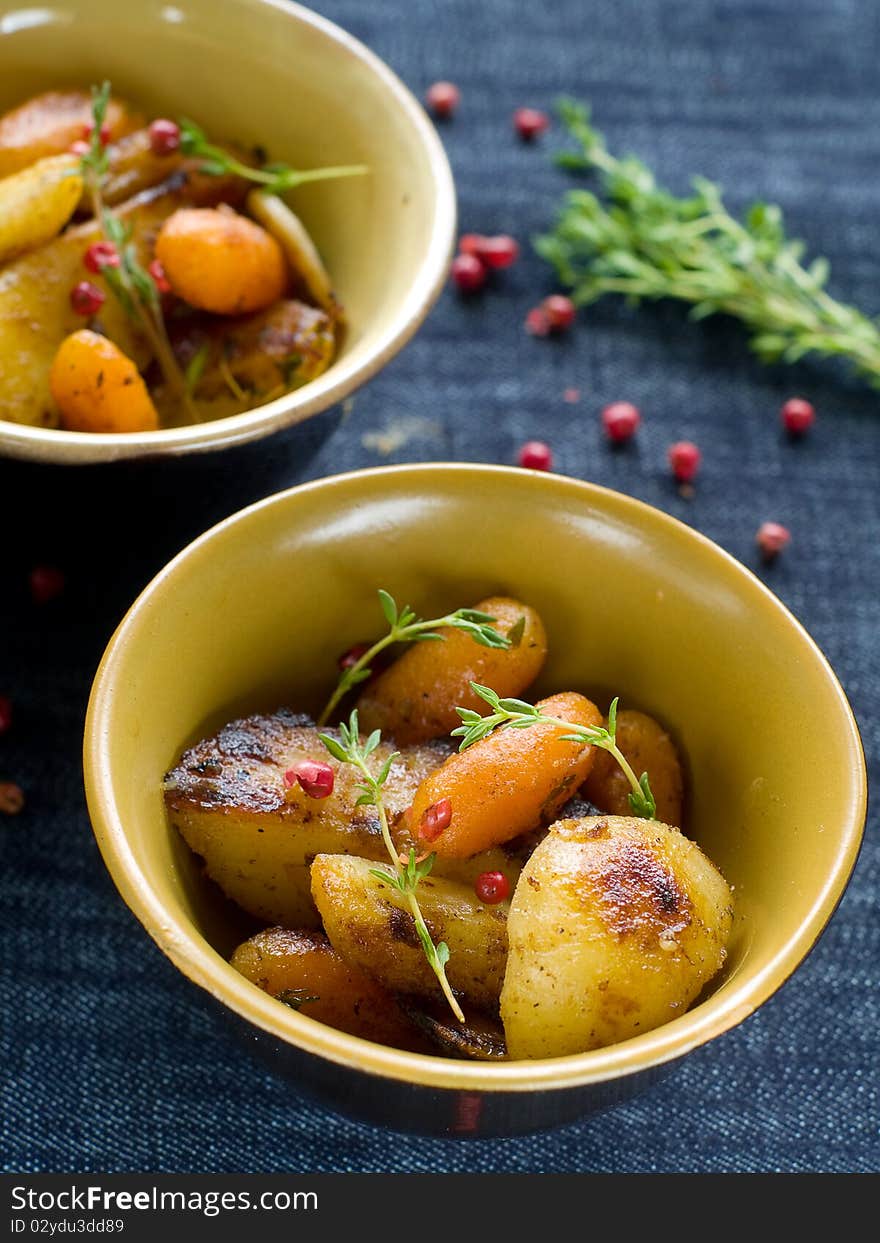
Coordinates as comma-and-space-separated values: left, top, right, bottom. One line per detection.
583, 709, 684, 825
357, 596, 548, 747
247, 190, 338, 316
166, 299, 335, 414
164, 710, 449, 927
310, 853, 509, 1012
500, 815, 733, 1059
0, 90, 141, 177
407, 691, 603, 858
0, 154, 83, 264
230, 926, 427, 1050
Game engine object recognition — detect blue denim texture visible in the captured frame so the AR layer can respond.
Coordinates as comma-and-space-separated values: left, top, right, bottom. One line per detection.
1, 0, 878, 1173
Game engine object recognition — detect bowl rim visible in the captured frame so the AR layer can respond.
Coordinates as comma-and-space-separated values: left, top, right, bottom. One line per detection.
0, 0, 456, 464
84, 463, 868, 1092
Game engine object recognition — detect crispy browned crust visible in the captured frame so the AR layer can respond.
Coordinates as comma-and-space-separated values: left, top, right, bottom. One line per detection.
164, 708, 448, 824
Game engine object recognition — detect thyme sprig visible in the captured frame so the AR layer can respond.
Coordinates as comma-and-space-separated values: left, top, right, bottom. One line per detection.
536, 99, 880, 388
179, 119, 368, 196
453, 687, 657, 820
319, 711, 464, 1022
317, 590, 511, 727
78, 83, 196, 417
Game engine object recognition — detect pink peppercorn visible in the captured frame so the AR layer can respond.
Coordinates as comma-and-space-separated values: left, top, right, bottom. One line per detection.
284, 760, 335, 800
29, 566, 65, 604
475, 871, 510, 905
781, 397, 815, 437
524, 306, 551, 336
425, 81, 460, 119
451, 252, 486, 294
148, 259, 172, 294
478, 235, 520, 270
513, 107, 550, 141
757, 521, 791, 560
668, 441, 702, 483
70, 281, 105, 316
541, 294, 576, 332
149, 118, 182, 156
0, 696, 12, 735
419, 797, 453, 842
518, 440, 553, 470
338, 643, 370, 672
601, 401, 641, 443
84, 241, 120, 274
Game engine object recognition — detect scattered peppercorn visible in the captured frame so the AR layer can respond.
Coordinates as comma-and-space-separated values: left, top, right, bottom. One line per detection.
337, 643, 370, 672
425, 81, 460, 119
149, 118, 182, 156
284, 760, 335, 800
513, 107, 550, 141
29, 565, 65, 604
541, 294, 576, 332
418, 797, 453, 842
83, 241, 120, 274
518, 440, 553, 470
602, 401, 641, 443
477, 235, 520, 270
451, 252, 486, 294
668, 440, 702, 484
475, 870, 510, 904
148, 259, 172, 295
0, 696, 12, 735
781, 397, 815, 437
0, 782, 24, 815
563, 387, 581, 403
83, 121, 111, 146
70, 281, 105, 316
524, 306, 551, 336
756, 521, 791, 560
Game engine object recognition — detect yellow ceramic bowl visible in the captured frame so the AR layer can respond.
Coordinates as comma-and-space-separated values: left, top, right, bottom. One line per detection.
84, 465, 866, 1136
0, 0, 454, 463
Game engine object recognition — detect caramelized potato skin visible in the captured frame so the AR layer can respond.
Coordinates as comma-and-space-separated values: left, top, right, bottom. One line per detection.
0, 154, 83, 264
49, 330, 159, 433
155, 205, 287, 314
357, 597, 548, 747
230, 926, 427, 1050
500, 816, 733, 1059
408, 691, 603, 858
311, 854, 509, 1012
0, 90, 142, 176
583, 709, 684, 825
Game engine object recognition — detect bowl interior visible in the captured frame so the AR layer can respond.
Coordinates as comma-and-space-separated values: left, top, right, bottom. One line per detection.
85, 466, 866, 1089
0, 0, 453, 459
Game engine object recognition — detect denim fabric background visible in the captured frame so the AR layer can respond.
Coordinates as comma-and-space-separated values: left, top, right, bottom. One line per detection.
1, 0, 878, 1174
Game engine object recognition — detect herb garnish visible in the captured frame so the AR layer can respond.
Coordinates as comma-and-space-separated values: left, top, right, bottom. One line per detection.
453, 686, 657, 820
319, 711, 464, 1022
317, 590, 511, 727
179, 119, 368, 196
78, 83, 196, 417
537, 99, 880, 389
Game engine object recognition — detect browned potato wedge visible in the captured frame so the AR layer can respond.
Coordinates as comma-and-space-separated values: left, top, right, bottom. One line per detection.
0, 90, 141, 177
310, 853, 509, 1013
164, 710, 448, 927
230, 926, 428, 1050
0, 154, 83, 264
582, 709, 684, 825
500, 815, 733, 1059
247, 190, 339, 316
165, 300, 335, 415
357, 596, 548, 747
